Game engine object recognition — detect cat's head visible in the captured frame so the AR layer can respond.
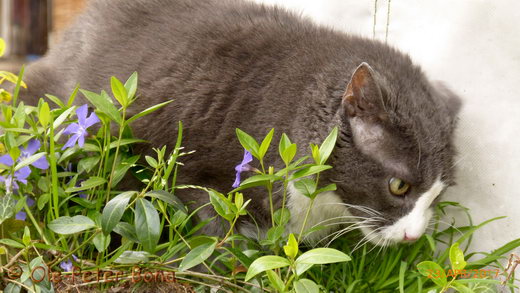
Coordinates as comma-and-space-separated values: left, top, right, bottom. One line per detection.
327, 62, 461, 245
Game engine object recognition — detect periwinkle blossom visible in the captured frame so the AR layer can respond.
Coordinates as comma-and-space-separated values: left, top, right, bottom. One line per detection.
0, 139, 49, 170
62, 104, 100, 150
0, 167, 30, 194
232, 150, 253, 188
15, 197, 35, 221
0, 139, 48, 193
60, 254, 78, 272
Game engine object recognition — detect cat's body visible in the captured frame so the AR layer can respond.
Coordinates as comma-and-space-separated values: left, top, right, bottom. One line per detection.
20, 0, 461, 245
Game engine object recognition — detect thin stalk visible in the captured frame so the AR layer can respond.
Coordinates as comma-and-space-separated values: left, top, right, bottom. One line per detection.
48, 116, 59, 219
267, 183, 275, 227
23, 202, 50, 245
105, 109, 126, 202
298, 198, 315, 243
217, 215, 239, 247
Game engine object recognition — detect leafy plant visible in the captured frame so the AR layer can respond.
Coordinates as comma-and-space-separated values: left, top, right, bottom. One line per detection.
0, 36, 518, 292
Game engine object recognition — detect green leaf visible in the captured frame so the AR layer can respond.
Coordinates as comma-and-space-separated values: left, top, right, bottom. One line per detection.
310, 144, 320, 165
236, 128, 260, 158
0, 238, 24, 249
108, 138, 146, 149
239, 174, 280, 187
111, 155, 139, 187
274, 208, 290, 226
135, 198, 161, 253
145, 190, 188, 213
67, 84, 81, 107
294, 279, 319, 293
258, 128, 274, 159
48, 216, 96, 234
114, 250, 151, 264
38, 102, 51, 127
416, 261, 447, 287
53, 106, 75, 130
222, 247, 253, 268
124, 72, 138, 101
283, 233, 298, 259
279, 133, 292, 157
65, 177, 106, 193
267, 226, 284, 243
315, 183, 337, 196
449, 242, 467, 271
111, 76, 128, 107
179, 239, 217, 271
281, 143, 297, 166
101, 191, 135, 235
171, 210, 188, 227
145, 155, 158, 168
4, 283, 21, 293
452, 282, 474, 293
81, 89, 122, 124
22, 226, 31, 247
125, 100, 173, 125
234, 192, 244, 211
294, 178, 317, 198
290, 165, 332, 181
295, 248, 351, 265
14, 152, 46, 171
208, 190, 234, 221
37, 193, 50, 210
44, 94, 65, 108
0, 195, 16, 225
318, 126, 338, 164
266, 270, 285, 292
77, 156, 100, 174
245, 255, 291, 281
93, 233, 111, 252
113, 222, 140, 243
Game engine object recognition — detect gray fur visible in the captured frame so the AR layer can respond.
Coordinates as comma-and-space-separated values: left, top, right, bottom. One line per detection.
19, 0, 461, 239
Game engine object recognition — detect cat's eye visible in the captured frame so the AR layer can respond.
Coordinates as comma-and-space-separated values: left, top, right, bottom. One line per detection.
388, 177, 410, 196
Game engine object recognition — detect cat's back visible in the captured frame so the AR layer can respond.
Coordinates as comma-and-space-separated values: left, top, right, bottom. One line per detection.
26, 0, 333, 105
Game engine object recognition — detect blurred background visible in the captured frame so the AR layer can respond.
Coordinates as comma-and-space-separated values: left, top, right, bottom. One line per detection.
0, 0, 519, 257
0, 0, 85, 71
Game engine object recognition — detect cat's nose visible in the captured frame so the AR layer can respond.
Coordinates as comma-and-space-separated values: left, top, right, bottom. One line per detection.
403, 232, 419, 242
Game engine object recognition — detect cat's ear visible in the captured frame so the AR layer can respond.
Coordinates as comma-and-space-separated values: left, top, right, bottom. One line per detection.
342, 62, 385, 118
341, 63, 393, 162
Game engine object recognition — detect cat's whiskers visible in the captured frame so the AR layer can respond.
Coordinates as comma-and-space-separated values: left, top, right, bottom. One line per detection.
324, 218, 384, 247
312, 214, 382, 228
317, 220, 378, 247
320, 201, 384, 217
352, 226, 386, 253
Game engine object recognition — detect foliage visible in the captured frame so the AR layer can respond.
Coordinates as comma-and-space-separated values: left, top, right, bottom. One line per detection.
0, 37, 518, 292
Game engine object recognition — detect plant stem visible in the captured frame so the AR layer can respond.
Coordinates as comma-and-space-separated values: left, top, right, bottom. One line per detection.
24, 202, 50, 245
298, 198, 315, 244
49, 116, 59, 219
267, 183, 275, 227
218, 215, 239, 247
105, 109, 126, 201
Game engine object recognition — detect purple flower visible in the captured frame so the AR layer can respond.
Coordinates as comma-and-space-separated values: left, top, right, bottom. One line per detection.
232, 150, 253, 188
0, 139, 48, 193
0, 139, 49, 170
62, 105, 100, 150
60, 259, 73, 272
15, 197, 35, 221
0, 166, 31, 193
60, 254, 78, 272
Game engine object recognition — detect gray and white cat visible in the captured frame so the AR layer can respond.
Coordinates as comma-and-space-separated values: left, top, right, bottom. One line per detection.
19, 0, 461, 246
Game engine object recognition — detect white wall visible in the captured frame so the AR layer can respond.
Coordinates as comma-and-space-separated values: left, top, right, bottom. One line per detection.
253, 0, 520, 256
